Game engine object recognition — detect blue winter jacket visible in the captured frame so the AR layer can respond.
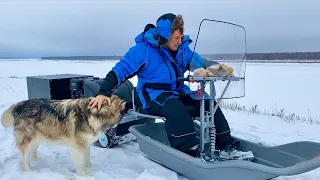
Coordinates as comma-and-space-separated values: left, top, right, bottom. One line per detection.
111, 28, 205, 110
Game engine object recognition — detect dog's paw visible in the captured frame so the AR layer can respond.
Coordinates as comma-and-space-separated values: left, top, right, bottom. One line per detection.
31, 156, 42, 161
78, 170, 93, 177
21, 161, 32, 172
22, 166, 32, 171
86, 162, 97, 168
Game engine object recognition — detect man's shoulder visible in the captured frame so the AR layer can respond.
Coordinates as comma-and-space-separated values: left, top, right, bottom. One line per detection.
128, 42, 149, 52
130, 41, 160, 55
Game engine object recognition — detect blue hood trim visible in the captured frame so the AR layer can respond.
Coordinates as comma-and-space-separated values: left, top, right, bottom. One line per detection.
144, 28, 159, 46
135, 32, 145, 44
156, 19, 172, 40
143, 28, 192, 49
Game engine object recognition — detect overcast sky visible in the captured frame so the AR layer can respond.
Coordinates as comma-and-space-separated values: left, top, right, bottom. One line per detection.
0, 0, 319, 57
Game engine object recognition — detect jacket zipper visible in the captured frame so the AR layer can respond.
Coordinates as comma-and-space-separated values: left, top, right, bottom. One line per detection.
170, 59, 180, 89
159, 50, 172, 80
164, 60, 172, 80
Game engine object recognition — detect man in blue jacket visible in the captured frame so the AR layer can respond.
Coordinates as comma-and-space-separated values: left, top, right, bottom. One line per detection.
89, 13, 253, 160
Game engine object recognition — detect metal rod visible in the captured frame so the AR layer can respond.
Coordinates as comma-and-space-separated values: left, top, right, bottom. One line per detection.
200, 81, 206, 154
209, 80, 216, 159
132, 89, 138, 120
213, 79, 232, 114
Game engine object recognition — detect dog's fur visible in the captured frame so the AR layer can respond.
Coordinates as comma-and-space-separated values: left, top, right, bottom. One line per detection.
1, 95, 126, 176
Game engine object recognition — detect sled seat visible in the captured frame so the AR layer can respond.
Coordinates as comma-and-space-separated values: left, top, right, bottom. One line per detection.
128, 87, 199, 121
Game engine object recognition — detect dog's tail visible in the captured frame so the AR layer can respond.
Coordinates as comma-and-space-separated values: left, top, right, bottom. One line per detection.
1, 105, 15, 128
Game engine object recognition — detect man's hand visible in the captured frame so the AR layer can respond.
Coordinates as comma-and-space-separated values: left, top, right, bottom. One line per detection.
88, 94, 111, 111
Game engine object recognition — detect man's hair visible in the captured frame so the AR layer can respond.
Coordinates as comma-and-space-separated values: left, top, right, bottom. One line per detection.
171, 15, 184, 36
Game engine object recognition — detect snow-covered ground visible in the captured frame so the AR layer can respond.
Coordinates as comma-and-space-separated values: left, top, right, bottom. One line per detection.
0, 59, 319, 180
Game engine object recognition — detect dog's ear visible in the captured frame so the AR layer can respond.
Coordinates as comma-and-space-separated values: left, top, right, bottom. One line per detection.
121, 100, 126, 111
110, 95, 120, 103
110, 95, 115, 101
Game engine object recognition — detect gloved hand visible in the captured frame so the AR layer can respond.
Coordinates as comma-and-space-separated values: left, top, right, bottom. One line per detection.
193, 64, 233, 77
206, 64, 233, 76
193, 67, 208, 77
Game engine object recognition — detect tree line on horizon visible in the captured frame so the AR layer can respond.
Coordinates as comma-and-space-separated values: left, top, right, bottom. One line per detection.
246, 51, 320, 60
40, 51, 320, 61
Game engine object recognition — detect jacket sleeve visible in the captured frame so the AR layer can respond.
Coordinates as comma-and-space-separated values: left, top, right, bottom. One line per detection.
98, 44, 147, 97
186, 48, 218, 71
97, 70, 118, 97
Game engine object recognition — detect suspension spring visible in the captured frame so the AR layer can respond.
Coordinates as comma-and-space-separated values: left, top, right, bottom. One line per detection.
210, 126, 216, 152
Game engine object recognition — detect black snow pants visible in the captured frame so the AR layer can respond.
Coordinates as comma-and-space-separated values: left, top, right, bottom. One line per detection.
148, 93, 232, 153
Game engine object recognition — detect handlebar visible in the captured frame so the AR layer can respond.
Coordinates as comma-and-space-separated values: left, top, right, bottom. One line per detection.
177, 75, 243, 82
177, 76, 190, 82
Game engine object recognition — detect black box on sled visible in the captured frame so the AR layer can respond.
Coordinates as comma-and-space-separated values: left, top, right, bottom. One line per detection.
70, 77, 93, 99
27, 74, 93, 100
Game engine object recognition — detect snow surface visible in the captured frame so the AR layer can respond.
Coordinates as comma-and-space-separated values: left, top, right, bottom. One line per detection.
0, 59, 319, 180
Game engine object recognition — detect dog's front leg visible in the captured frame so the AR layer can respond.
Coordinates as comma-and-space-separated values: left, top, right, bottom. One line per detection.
71, 146, 89, 176
31, 143, 41, 161
18, 143, 32, 171
85, 145, 96, 168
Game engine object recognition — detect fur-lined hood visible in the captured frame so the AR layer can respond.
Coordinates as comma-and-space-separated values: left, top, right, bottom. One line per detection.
156, 13, 184, 40
135, 13, 191, 48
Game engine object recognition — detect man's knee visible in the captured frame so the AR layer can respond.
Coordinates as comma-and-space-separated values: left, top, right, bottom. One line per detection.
163, 99, 190, 117
148, 98, 190, 117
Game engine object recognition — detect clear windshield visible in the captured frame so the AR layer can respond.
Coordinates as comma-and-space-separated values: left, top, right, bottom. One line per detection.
187, 19, 247, 99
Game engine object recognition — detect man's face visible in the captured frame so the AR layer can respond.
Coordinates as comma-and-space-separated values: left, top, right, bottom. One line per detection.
167, 29, 183, 51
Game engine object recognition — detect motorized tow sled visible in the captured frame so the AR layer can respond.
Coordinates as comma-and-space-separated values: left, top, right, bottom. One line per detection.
125, 19, 320, 180
127, 75, 320, 180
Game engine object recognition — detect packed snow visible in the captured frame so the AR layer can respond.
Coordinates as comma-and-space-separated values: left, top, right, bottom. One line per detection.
0, 59, 319, 180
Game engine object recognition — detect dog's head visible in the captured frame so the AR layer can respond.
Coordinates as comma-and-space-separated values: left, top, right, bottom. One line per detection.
88, 95, 127, 132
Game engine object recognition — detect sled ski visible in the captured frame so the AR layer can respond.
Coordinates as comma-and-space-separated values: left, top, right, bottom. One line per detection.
129, 122, 320, 180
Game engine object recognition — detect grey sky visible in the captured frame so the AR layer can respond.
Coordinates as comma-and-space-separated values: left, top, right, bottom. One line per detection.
0, 0, 319, 57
